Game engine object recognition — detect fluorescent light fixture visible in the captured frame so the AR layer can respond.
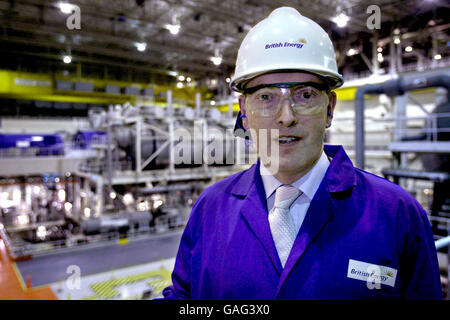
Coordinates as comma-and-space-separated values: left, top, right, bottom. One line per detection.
165, 24, 180, 35
332, 13, 349, 28
405, 46, 413, 52
136, 42, 147, 52
178, 75, 185, 81
434, 54, 442, 60
63, 55, 72, 64
59, 2, 74, 14
346, 48, 358, 56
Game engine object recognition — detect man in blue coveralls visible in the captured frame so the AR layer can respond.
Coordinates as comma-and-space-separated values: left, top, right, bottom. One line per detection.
161, 7, 442, 299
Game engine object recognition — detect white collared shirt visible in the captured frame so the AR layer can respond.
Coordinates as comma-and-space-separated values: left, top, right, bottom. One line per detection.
259, 150, 330, 234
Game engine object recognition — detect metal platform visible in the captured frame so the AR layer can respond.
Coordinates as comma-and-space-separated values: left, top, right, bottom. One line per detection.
0, 150, 101, 176
77, 164, 251, 185
382, 168, 450, 182
388, 141, 450, 153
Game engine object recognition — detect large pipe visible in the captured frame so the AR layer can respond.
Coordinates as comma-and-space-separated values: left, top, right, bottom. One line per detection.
354, 73, 450, 169
435, 236, 450, 250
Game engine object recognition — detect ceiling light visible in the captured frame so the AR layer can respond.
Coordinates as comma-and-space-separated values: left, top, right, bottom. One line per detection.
210, 56, 222, 66
434, 54, 442, 60
405, 46, 413, 52
59, 2, 74, 14
186, 77, 191, 82
225, 77, 231, 83
84, 207, 91, 217
63, 55, 72, 64
377, 47, 383, 53
176, 82, 183, 88
332, 13, 349, 28
346, 48, 358, 56
165, 24, 180, 35
178, 75, 185, 81
136, 42, 146, 52
393, 36, 401, 45
210, 101, 216, 106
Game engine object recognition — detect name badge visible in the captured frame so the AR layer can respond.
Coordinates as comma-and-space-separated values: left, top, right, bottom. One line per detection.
347, 259, 397, 288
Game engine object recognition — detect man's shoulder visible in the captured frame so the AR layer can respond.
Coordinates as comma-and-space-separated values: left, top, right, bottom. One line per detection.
353, 167, 424, 212
201, 165, 253, 197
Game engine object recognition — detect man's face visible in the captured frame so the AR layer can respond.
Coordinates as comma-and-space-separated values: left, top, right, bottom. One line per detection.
238, 72, 336, 179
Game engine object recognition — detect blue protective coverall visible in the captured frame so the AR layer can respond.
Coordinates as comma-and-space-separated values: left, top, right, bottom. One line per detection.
161, 145, 442, 299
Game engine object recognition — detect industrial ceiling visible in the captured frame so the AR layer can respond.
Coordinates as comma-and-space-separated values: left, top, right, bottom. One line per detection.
0, 0, 449, 89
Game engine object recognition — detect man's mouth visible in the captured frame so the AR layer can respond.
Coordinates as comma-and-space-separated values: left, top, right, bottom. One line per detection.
277, 136, 302, 144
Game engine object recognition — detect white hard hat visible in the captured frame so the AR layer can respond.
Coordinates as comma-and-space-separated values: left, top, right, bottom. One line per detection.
230, 7, 343, 92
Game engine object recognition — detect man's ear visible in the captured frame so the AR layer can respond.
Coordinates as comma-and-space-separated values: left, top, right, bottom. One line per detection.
326, 91, 337, 128
238, 95, 249, 131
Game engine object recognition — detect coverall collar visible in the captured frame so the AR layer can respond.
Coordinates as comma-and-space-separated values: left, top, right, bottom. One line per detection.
230, 144, 356, 197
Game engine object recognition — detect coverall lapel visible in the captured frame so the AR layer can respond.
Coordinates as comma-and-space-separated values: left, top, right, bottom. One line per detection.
274, 145, 357, 297
233, 161, 283, 275
275, 184, 336, 296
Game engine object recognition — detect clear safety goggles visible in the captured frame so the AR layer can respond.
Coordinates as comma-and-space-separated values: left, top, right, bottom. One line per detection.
243, 82, 330, 117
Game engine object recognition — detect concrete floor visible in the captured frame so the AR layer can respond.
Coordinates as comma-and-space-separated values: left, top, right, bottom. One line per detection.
15, 230, 183, 288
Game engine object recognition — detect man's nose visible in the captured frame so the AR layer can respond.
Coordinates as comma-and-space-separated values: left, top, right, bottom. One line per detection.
276, 98, 298, 127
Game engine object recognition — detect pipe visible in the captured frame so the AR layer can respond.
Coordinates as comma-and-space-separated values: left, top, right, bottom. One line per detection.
106, 105, 114, 203
136, 184, 195, 194
354, 73, 450, 169
435, 236, 450, 250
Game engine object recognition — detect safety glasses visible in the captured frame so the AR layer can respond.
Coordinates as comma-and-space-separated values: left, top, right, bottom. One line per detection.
243, 82, 330, 117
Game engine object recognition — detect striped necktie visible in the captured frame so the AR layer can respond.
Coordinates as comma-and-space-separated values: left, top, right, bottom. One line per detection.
269, 184, 302, 267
